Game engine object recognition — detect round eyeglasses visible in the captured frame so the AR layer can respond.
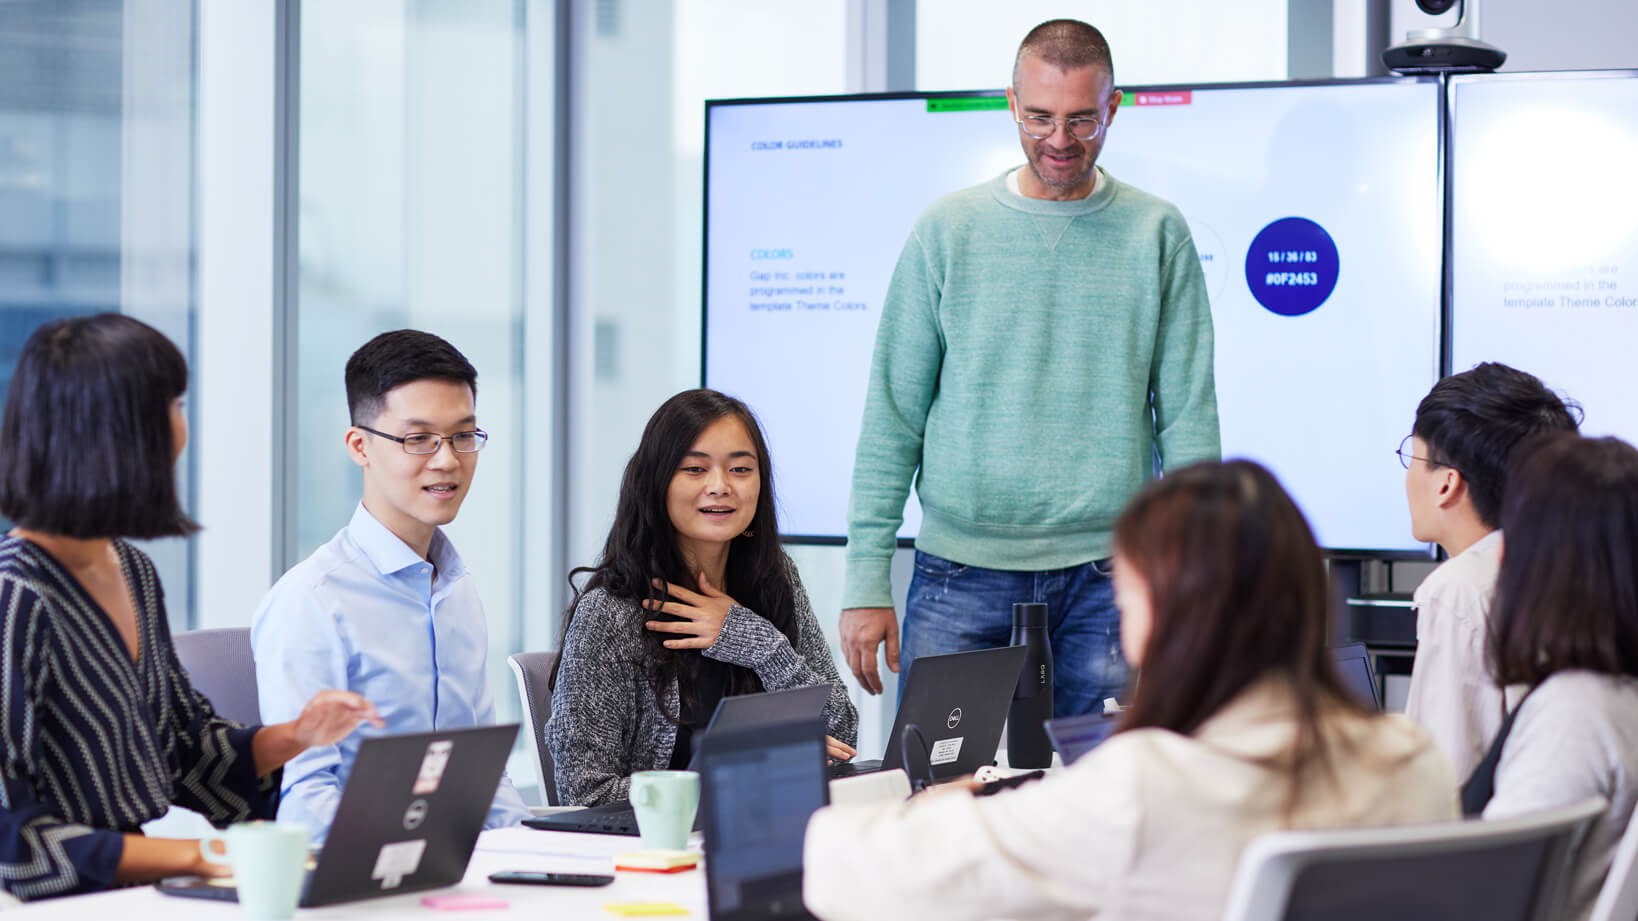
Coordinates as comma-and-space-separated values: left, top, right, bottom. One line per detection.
1396, 434, 1438, 470
358, 425, 488, 455
1016, 114, 1106, 141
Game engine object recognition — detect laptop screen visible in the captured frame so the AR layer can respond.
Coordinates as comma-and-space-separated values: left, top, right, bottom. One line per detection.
1044, 712, 1121, 765
1332, 643, 1382, 710
702, 727, 828, 919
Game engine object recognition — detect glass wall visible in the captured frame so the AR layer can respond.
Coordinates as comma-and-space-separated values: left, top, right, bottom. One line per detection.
0, 0, 197, 624
295, 0, 539, 726
567, 0, 847, 578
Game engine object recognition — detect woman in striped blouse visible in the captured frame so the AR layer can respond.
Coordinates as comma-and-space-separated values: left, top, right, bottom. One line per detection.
0, 314, 383, 901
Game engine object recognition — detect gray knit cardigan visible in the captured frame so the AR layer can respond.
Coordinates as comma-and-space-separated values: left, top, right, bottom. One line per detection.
545, 560, 859, 806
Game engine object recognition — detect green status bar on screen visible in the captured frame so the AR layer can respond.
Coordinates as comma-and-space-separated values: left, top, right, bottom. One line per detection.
925, 96, 1009, 113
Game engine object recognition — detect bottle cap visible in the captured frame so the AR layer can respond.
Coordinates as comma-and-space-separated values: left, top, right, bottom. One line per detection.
1011, 602, 1047, 628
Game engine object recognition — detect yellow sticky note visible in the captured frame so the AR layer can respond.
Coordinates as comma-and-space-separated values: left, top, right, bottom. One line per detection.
603, 902, 689, 917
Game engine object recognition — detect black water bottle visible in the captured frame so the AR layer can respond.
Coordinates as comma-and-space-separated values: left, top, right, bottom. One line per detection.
1008, 602, 1054, 768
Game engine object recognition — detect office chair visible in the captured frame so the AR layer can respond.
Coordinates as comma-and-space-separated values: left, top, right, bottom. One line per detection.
173, 627, 260, 725
1220, 797, 1605, 921
506, 651, 560, 806
1590, 801, 1638, 921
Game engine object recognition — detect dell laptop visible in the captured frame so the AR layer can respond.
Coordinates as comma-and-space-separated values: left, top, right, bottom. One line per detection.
157, 724, 517, 907
831, 644, 1028, 781
699, 716, 830, 921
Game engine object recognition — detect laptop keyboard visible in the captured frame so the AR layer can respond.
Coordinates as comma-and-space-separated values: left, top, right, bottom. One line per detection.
525, 806, 641, 836
826, 758, 883, 778
524, 805, 706, 838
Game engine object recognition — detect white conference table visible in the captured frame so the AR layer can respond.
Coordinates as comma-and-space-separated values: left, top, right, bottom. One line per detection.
12, 826, 707, 920
11, 761, 1057, 918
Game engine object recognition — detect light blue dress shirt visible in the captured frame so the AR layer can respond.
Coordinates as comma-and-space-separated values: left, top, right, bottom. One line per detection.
252, 504, 530, 842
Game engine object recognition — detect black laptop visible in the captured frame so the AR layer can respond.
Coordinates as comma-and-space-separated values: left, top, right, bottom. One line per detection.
157, 724, 517, 907
830, 645, 1028, 781
1332, 641, 1383, 710
699, 716, 829, 921
524, 685, 830, 837
1044, 711, 1122, 765
530, 646, 1027, 836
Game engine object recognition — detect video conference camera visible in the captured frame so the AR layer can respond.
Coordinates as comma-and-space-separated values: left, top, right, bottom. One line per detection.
1383, 0, 1506, 74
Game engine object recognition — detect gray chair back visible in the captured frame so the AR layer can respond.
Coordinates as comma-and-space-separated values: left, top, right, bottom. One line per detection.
507, 651, 559, 806
1590, 800, 1638, 921
172, 627, 260, 725
1221, 797, 1606, 921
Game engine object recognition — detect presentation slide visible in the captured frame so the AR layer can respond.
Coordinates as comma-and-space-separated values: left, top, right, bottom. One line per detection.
705, 79, 1441, 554
1450, 72, 1638, 445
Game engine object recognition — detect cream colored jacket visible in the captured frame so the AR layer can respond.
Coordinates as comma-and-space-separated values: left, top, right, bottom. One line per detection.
804, 679, 1459, 921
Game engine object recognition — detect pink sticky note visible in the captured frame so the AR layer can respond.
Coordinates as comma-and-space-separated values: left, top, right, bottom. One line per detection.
421, 893, 510, 911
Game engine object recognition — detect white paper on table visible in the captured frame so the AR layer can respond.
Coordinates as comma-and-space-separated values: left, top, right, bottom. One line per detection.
473, 827, 628, 866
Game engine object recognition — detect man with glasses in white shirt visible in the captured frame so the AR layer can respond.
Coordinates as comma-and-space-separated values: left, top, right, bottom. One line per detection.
841, 19, 1220, 717
1399, 362, 1580, 780
253, 330, 529, 842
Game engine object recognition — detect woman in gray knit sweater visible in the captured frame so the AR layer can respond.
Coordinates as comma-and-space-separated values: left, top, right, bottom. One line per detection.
545, 389, 858, 806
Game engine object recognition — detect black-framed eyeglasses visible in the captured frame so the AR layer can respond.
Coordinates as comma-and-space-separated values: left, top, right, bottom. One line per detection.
1015, 113, 1106, 141
1396, 434, 1439, 470
358, 425, 488, 455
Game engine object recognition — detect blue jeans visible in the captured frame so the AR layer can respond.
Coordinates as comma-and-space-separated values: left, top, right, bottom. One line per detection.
899, 550, 1128, 718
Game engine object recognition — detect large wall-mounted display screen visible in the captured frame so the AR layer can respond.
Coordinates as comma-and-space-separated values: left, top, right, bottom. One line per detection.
1450, 71, 1638, 445
705, 78, 1442, 555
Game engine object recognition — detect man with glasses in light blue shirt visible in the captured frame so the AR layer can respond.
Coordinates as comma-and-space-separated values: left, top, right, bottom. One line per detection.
252, 330, 529, 842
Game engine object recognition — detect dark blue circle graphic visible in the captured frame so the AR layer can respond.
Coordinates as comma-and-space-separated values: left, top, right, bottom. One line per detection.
1244, 217, 1339, 317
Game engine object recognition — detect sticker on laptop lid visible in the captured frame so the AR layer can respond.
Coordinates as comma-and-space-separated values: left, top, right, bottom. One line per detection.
413, 740, 453, 794
929, 737, 963, 766
372, 839, 427, 890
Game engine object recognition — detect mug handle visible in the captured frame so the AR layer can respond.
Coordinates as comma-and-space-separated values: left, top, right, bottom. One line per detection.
633, 784, 656, 808
200, 833, 231, 865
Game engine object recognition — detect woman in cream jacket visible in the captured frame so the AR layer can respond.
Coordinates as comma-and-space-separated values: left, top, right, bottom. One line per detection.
804, 460, 1459, 921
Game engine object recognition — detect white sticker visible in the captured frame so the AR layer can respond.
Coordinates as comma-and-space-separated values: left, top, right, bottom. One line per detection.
372, 839, 427, 890
929, 737, 963, 766
413, 740, 453, 794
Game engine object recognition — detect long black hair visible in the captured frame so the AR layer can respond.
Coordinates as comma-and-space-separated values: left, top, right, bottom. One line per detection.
551, 389, 797, 721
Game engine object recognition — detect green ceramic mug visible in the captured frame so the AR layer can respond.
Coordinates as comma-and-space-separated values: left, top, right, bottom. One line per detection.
629, 770, 700, 851
200, 821, 309, 920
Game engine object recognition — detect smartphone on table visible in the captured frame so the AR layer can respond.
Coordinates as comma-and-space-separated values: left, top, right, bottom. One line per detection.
489, 870, 615, 887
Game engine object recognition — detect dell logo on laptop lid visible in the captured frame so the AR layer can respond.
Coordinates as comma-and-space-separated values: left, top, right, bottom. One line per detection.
947, 708, 962, 729
404, 798, 428, 831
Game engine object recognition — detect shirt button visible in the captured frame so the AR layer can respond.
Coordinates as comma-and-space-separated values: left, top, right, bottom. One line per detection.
421, 566, 430, 575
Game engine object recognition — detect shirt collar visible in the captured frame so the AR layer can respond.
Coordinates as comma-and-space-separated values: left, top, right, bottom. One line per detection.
1463, 528, 1504, 558
345, 503, 466, 580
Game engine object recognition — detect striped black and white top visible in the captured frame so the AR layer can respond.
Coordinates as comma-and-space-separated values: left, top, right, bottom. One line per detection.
0, 537, 277, 901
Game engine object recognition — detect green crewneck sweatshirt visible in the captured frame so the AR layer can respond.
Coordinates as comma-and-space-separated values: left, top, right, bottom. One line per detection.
842, 168, 1220, 609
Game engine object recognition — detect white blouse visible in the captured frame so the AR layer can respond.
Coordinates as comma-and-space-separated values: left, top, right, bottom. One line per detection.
804, 679, 1459, 921
1485, 670, 1638, 921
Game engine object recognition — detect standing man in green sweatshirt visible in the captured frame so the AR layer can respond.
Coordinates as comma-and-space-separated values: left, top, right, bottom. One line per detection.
839, 19, 1220, 717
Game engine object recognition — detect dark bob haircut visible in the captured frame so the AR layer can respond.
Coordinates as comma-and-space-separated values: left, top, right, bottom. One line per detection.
1412, 362, 1580, 529
1489, 433, 1638, 686
0, 313, 199, 539
345, 329, 478, 426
